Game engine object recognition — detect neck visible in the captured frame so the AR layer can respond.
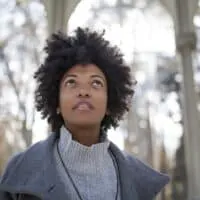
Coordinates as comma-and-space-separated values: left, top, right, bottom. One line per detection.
64, 124, 101, 146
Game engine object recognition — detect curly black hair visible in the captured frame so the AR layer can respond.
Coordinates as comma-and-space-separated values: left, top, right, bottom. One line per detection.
34, 27, 134, 134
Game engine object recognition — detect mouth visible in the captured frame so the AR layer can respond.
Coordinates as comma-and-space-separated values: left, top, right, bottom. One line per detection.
73, 101, 94, 111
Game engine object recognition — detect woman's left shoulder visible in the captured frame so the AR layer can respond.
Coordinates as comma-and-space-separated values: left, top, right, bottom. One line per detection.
125, 152, 170, 198
109, 142, 170, 199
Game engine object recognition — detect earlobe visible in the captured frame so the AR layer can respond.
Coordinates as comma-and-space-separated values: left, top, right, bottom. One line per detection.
106, 110, 110, 115
56, 108, 60, 114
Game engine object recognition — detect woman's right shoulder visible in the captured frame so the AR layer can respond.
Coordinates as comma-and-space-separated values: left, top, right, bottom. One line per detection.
0, 152, 23, 183
0, 133, 57, 184
0, 153, 24, 199
1, 135, 53, 183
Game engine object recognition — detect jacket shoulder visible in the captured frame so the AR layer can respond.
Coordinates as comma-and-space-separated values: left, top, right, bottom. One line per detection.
125, 152, 170, 199
0, 152, 23, 184
0, 153, 24, 200
0, 134, 54, 185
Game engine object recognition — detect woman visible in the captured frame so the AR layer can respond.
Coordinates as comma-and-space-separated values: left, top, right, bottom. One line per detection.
0, 27, 169, 200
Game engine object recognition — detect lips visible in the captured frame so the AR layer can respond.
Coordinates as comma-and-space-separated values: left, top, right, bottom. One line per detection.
73, 101, 94, 111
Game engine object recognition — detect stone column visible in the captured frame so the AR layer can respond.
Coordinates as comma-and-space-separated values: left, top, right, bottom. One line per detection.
44, 0, 80, 34
175, 0, 200, 199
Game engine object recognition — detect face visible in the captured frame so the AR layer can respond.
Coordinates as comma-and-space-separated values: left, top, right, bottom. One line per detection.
59, 64, 108, 129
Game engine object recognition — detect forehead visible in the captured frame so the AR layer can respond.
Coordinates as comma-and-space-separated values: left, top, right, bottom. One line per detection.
64, 64, 105, 77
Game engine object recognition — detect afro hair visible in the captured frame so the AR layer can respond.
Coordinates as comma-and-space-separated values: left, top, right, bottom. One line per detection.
34, 27, 135, 134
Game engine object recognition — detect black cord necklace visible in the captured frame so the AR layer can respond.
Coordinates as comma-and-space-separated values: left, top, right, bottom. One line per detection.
56, 142, 119, 200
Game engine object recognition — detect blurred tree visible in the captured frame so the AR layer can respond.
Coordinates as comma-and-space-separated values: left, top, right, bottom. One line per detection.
159, 139, 171, 200
157, 63, 187, 200
0, 0, 47, 171
171, 136, 187, 200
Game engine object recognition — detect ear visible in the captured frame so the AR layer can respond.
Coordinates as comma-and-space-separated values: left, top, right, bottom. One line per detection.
106, 109, 110, 116
56, 108, 60, 114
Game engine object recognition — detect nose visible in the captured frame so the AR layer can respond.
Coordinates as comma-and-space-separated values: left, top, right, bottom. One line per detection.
77, 86, 91, 98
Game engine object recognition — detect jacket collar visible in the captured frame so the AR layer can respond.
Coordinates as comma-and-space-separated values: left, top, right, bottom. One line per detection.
109, 143, 139, 200
109, 143, 169, 200
0, 133, 169, 200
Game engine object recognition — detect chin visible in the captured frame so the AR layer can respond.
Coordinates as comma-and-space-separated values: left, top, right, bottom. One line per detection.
71, 120, 100, 128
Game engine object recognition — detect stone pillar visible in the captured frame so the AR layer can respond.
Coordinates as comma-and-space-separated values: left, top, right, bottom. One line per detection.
175, 0, 200, 199
44, 0, 80, 34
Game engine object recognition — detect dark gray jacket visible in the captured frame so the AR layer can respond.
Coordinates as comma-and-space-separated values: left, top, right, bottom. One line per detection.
0, 133, 169, 200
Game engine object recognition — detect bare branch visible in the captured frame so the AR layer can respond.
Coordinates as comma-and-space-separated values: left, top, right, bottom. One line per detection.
0, 0, 45, 147
0, 51, 26, 114
17, 5, 41, 66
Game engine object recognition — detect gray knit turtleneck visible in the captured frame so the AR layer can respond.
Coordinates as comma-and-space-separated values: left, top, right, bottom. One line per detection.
53, 126, 120, 200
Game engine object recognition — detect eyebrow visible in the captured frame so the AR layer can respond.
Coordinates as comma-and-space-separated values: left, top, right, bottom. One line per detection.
90, 75, 106, 82
63, 74, 77, 78
62, 74, 106, 82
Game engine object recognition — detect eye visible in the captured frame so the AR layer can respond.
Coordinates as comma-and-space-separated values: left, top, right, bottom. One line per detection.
64, 79, 76, 87
92, 79, 104, 88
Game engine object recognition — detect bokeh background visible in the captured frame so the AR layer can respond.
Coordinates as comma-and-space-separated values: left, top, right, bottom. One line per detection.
1, 0, 200, 200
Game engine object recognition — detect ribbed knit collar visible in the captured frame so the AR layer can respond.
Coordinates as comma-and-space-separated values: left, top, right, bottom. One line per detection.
58, 126, 110, 170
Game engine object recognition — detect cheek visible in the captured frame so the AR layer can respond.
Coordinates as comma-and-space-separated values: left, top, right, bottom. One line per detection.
96, 92, 108, 110
59, 91, 73, 110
